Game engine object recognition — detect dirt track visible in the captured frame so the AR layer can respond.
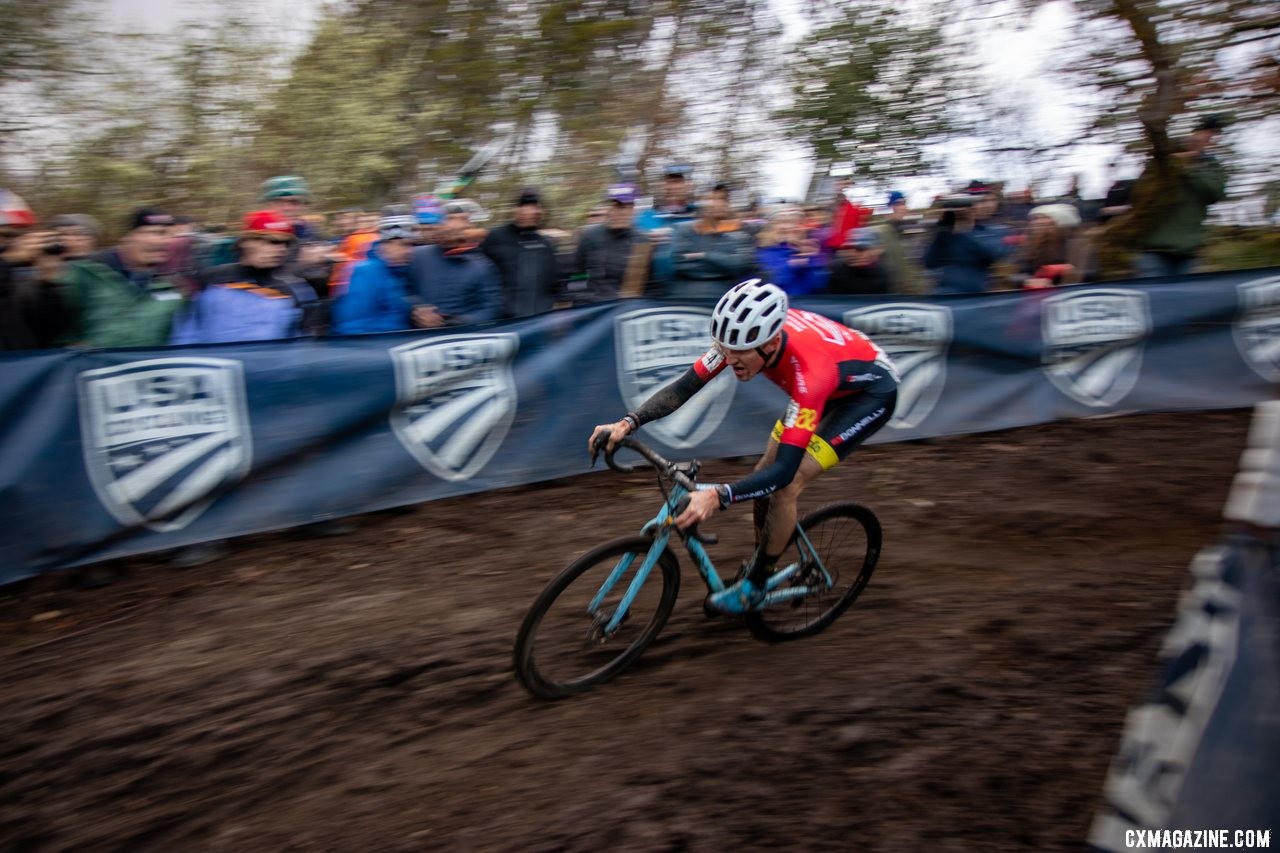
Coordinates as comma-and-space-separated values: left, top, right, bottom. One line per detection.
0, 409, 1251, 851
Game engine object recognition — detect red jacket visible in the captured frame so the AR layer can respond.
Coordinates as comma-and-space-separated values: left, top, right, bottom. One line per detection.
824, 198, 872, 250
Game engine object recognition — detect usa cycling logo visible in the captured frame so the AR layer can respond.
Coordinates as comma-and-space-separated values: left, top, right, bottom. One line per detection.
844, 304, 951, 429
78, 357, 252, 531
616, 307, 735, 448
390, 334, 519, 481
1233, 275, 1280, 381
1042, 288, 1151, 407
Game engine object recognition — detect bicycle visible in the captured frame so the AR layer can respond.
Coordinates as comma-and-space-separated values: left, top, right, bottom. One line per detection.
513, 436, 882, 699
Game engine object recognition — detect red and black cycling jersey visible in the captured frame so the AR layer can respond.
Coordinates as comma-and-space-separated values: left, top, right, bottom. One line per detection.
630, 308, 898, 505
693, 308, 897, 455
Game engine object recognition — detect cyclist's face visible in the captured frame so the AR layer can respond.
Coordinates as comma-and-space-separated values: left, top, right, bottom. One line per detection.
716, 343, 766, 381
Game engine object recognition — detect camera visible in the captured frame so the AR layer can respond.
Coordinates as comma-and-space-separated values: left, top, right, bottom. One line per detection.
43, 242, 66, 256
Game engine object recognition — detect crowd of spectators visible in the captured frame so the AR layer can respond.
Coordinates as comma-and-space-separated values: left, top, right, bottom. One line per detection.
0, 117, 1232, 353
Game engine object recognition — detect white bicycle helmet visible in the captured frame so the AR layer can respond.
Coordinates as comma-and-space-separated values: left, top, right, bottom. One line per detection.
711, 279, 789, 350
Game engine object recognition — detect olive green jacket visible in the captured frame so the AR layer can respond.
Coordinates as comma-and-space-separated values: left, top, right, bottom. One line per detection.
1139, 155, 1227, 256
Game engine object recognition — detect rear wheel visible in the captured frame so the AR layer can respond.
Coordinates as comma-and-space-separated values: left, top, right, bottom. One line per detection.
744, 502, 880, 643
514, 536, 680, 699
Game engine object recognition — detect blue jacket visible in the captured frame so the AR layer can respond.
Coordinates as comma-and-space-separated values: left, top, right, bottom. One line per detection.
635, 204, 697, 286
407, 245, 502, 326
170, 263, 317, 344
757, 243, 828, 296
923, 222, 1011, 295
331, 241, 414, 334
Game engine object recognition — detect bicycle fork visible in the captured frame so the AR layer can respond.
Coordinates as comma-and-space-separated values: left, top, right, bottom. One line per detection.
587, 488, 689, 636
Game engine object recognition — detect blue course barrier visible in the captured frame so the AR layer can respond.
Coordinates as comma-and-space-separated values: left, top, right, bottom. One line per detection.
2, 268, 1277, 583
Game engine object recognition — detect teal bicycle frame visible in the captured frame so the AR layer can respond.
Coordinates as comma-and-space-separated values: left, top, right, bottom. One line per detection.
588, 470, 837, 636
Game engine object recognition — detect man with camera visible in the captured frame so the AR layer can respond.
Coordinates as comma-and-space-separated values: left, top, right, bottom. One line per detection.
923, 181, 1011, 294
1132, 114, 1228, 278
0, 220, 71, 350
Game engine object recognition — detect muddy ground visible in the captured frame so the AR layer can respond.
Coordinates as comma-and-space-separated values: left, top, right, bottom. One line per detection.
0, 409, 1252, 851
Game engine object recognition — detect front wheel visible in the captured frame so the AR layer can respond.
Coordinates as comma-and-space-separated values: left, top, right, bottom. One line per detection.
514, 536, 680, 699
744, 502, 881, 643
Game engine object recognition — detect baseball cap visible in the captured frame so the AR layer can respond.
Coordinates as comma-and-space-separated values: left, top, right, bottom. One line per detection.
607, 183, 637, 205
845, 228, 881, 250
0, 189, 36, 229
965, 180, 993, 196
663, 164, 692, 179
887, 191, 906, 207
241, 209, 295, 239
128, 207, 176, 232
515, 188, 541, 206
260, 175, 311, 201
378, 215, 417, 241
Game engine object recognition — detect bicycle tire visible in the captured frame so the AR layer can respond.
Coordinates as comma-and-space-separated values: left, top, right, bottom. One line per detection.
514, 536, 680, 699
744, 502, 881, 643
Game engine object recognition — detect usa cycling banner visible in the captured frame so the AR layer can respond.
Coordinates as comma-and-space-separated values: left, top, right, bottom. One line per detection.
0, 268, 1276, 582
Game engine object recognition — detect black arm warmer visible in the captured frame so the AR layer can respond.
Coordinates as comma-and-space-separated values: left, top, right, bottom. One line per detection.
632, 366, 707, 425
724, 443, 806, 504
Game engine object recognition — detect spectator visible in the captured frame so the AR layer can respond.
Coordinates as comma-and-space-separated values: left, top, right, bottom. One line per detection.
413, 195, 445, 246
1, 223, 70, 350
823, 176, 873, 252
330, 207, 362, 245
635, 164, 699, 289
50, 214, 100, 260
569, 183, 651, 302
331, 215, 418, 333
1099, 159, 1137, 224
755, 208, 826, 296
260, 175, 318, 242
923, 183, 1012, 294
869, 190, 924, 294
294, 236, 337, 304
1133, 115, 1228, 278
170, 215, 198, 239
828, 228, 892, 295
328, 209, 379, 298
480, 188, 562, 319
170, 210, 320, 344
1013, 203, 1086, 289
60, 208, 184, 347
1000, 187, 1037, 227
407, 209, 502, 328
669, 186, 757, 300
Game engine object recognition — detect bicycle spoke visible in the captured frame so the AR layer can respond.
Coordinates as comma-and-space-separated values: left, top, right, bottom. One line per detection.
514, 537, 680, 698
745, 503, 880, 642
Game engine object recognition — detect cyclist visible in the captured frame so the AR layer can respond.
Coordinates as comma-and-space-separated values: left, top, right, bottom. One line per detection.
589, 279, 898, 614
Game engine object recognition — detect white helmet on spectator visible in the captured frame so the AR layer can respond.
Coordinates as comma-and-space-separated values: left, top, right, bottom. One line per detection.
711, 279, 789, 351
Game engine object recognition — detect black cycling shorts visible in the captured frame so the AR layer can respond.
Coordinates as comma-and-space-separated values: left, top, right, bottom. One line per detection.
771, 391, 897, 470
